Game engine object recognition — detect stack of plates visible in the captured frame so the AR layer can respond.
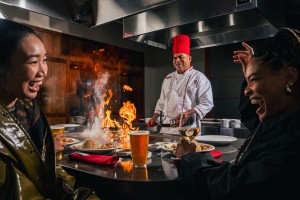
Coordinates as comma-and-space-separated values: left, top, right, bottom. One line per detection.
201, 118, 221, 126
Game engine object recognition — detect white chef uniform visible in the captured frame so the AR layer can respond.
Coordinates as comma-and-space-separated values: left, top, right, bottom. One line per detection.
154, 66, 214, 134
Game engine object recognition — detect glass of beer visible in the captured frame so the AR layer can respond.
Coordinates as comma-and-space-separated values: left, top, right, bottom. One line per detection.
131, 168, 148, 181
50, 125, 65, 161
129, 130, 149, 168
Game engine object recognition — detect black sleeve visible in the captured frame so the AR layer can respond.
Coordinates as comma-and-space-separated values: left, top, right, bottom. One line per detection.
178, 152, 221, 199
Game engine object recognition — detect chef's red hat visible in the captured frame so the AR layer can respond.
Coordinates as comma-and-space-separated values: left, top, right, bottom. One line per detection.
172, 34, 190, 55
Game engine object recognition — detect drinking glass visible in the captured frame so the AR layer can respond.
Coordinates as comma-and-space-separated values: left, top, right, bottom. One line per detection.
178, 127, 200, 143
50, 125, 65, 161
178, 115, 200, 143
129, 130, 149, 168
131, 168, 148, 181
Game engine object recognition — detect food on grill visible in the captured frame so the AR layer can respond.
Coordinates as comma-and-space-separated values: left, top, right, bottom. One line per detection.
100, 143, 113, 149
81, 139, 99, 149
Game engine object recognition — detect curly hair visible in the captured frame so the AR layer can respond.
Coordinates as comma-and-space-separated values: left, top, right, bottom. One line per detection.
252, 27, 300, 74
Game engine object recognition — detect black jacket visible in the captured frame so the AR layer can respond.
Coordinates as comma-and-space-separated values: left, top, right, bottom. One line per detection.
179, 109, 300, 200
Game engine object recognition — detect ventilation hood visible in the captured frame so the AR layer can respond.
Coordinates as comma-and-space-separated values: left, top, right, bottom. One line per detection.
0, 0, 177, 27
0, 0, 298, 50
123, 0, 286, 49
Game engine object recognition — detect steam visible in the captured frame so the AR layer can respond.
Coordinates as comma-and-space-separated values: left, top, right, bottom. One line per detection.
81, 72, 111, 141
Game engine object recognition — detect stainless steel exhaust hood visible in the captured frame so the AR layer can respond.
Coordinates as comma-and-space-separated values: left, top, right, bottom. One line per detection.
0, 0, 297, 50
0, 0, 177, 27
123, 0, 285, 49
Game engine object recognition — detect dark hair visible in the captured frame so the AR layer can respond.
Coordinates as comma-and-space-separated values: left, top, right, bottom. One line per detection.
0, 19, 42, 67
252, 27, 300, 74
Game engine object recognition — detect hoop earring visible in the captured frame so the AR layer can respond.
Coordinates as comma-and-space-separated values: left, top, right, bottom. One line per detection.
285, 84, 292, 95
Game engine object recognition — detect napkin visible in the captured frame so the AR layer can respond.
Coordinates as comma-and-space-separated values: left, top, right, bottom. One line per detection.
69, 153, 119, 166
210, 150, 222, 158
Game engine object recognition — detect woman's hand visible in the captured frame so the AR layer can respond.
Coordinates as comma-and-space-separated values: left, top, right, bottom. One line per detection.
53, 133, 67, 152
174, 137, 196, 159
233, 42, 254, 76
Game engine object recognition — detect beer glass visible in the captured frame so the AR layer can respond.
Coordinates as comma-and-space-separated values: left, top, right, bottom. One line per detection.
131, 168, 148, 181
129, 130, 149, 168
50, 125, 65, 161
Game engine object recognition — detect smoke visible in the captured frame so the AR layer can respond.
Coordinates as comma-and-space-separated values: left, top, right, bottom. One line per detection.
81, 71, 111, 141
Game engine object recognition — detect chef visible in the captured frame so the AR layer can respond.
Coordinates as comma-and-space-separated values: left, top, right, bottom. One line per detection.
148, 34, 214, 134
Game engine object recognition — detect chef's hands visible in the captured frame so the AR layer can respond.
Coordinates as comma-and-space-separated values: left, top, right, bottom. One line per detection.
176, 109, 195, 126
233, 42, 254, 76
147, 114, 159, 127
174, 137, 196, 159
54, 133, 67, 152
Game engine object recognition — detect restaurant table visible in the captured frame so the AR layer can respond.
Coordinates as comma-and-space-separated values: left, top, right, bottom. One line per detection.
61, 131, 245, 200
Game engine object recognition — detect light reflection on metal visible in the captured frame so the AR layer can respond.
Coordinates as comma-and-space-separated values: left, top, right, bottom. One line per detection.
229, 14, 235, 26
19, 0, 25, 8
124, 0, 284, 49
0, 10, 6, 19
0, 0, 177, 27
197, 21, 204, 32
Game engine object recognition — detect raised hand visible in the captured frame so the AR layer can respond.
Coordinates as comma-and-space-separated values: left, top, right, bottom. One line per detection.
233, 42, 254, 76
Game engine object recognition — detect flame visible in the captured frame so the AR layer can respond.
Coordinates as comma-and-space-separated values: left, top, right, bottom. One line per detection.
123, 85, 133, 92
119, 101, 138, 131
101, 109, 122, 130
95, 85, 137, 149
96, 89, 113, 120
120, 160, 133, 172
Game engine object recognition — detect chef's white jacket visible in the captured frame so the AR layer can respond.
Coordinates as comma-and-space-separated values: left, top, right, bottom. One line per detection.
154, 67, 214, 134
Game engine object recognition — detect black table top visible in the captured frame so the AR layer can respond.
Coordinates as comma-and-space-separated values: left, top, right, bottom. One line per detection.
61, 131, 245, 200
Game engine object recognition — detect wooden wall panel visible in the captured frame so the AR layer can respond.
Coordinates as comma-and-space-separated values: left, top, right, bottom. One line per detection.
42, 60, 67, 124
32, 26, 145, 125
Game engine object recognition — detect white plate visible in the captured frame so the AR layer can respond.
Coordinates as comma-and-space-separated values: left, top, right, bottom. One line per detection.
70, 142, 114, 154
194, 135, 237, 145
66, 137, 80, 146
148, 142, 170, 151
116, 148, 131, 156
201, 118, 221, 122
56, 124, 81, 131
115, 149, 152, 158
162, 142, 215, 153
201, 121, 221, 125
161, 143, 177, 152
56, 124, 81, 128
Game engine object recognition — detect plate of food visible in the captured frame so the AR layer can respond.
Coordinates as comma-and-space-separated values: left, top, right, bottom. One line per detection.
70, 139, 114, 154
162, 141, 215, 153
161, 143, 177, 152
66, 137, 80, 146
148, 141, 170, 151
